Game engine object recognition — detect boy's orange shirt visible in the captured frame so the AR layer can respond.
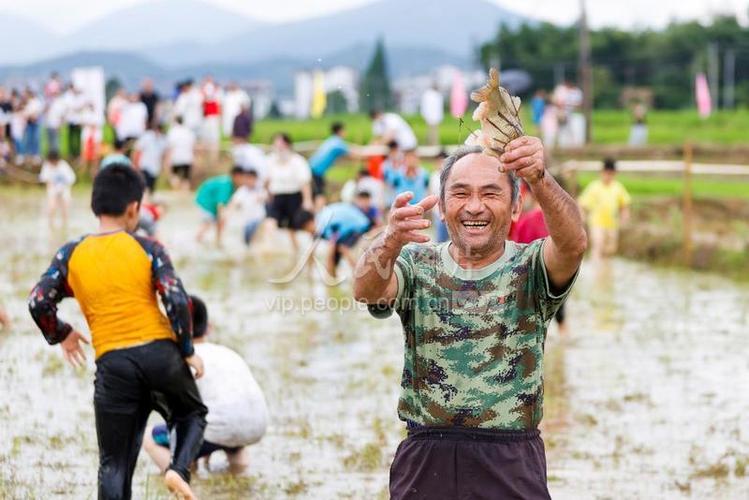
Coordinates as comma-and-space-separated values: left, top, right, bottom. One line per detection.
29, 230, 194, 359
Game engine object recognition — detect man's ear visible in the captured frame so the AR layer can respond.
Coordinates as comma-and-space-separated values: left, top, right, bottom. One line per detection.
510, 195, 523, 223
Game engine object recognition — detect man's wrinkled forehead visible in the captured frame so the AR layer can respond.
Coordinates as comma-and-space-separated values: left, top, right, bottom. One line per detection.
446, 153, 509, 189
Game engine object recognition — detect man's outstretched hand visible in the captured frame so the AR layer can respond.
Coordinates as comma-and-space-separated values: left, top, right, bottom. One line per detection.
384, 192, 439, 247
61, 330, 90, 369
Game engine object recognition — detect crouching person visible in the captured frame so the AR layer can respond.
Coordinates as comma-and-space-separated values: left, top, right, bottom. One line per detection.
144, 295, 268, 474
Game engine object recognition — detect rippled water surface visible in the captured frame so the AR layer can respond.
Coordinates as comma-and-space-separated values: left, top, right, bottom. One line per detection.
0, 187, 747, 499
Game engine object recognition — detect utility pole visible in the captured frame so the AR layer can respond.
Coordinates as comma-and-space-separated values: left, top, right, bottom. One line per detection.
723, 48, 735, 109
578, 0, 593, 144
707, 42, 720, 111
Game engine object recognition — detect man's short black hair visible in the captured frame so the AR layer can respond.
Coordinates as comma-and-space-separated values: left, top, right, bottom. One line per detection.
91, 164, 144, 216
292, 209, 315, 230
190, 295, 208, 339
387, 140, 399, 150
355, 190, 371, 199
274, 132, 292, 146
47, 150, 60, 161
331, 122, 345, 135
369, 109, 381, 119
603, 157, 617, 171
231, 165, 246, 176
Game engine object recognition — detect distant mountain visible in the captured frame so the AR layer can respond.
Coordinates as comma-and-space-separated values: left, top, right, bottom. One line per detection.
0, 14, 61, 65
62, 0, 264, 53
0, 51, 166, 89
0, 43, 475, 96
193, 0, 526, 65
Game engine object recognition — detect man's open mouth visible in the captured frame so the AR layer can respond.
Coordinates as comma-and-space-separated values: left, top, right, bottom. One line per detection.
462, 220, 490, 229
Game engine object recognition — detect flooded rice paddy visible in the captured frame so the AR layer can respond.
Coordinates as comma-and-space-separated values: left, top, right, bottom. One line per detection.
0, 186, 747, 499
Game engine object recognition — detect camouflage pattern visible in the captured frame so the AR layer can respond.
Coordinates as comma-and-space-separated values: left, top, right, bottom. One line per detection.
371, 239, 574, 430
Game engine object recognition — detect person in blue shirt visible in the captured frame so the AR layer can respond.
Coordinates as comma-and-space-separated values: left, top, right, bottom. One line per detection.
296, 191, 377, 279
390, 149, 429, 205
531, 89, 546, 129
309, 122, 354, 210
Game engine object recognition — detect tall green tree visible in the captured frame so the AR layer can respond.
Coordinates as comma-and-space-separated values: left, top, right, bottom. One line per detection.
479, 16, 749, 109
359, 38, 393, 113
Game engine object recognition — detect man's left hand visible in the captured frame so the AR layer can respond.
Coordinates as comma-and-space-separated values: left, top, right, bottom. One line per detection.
499, 136, 545, 184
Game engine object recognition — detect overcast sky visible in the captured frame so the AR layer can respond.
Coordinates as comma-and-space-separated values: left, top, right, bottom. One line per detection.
0, 0, 746, 33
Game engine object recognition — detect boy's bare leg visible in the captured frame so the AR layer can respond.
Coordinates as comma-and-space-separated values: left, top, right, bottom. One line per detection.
195, 221, 211, 244
0, 307, 11, 331
326, 244, 337, 279
142, 432, 171, 472
226, 447, 249, 474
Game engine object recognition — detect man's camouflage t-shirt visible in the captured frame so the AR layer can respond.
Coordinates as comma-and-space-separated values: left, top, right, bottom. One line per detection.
370, 239, 575, 430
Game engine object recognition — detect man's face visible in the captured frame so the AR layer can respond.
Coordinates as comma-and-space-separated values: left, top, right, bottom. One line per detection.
602, 169, 615, 184
354, 196, 371, 211
442, 153, 520, 256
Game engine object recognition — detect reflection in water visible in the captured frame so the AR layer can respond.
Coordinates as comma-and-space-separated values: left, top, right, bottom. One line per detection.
0, 190, 747, 499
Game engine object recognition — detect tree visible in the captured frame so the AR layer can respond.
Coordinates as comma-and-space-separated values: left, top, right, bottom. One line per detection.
359, 38, 393, 113
105, 77, 123, 104
326, 90, 348, 115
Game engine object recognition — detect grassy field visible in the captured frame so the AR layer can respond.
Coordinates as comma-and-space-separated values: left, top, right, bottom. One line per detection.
43, 109, 749, 160
252, 109, 749, 146
576, 172, 749, 200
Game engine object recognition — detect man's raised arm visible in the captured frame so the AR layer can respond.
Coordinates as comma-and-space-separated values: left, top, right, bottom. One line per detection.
353, 192, 438, 304
500, 136, 587, 289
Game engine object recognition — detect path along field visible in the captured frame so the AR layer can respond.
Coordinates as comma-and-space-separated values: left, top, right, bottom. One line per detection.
0, 188, 747, 499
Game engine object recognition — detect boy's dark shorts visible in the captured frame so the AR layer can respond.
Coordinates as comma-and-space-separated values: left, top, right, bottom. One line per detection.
171, 164, 192, 180
390, 426, 551, 500
312, 174, 325, 197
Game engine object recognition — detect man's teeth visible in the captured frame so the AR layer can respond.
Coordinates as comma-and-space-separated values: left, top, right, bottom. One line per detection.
463, 221, 489, 227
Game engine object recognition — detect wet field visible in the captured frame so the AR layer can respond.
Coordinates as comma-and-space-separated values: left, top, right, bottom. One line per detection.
0, 186, 747, 499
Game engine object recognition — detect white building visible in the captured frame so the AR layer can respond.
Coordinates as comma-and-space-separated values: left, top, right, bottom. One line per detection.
294, 66, 359, 118
393, 65, 485, 115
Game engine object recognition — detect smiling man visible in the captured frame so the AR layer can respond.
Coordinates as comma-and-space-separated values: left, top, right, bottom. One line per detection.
353, 137, 587, 499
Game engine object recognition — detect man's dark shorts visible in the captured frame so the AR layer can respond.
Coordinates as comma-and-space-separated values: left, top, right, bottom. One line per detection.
390, 427, 551, 500
171, 164, 191, 180
312, 174, 325, 197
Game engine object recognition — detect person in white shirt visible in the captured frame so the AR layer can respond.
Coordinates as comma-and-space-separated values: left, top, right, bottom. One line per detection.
134, 123, 168, 192
23, 89, 44, 163
64, 85, 86, 160
264, 132, 312, 252
231, 138, 267, 181
165, 117, 196, 191
228, 169, 266, 247
45, 88, 67, 154
173, 81, 204, 137
222, 82, 250, 138
370, 110, 417, 150
420, 85, 444, 145
107, 89, 128, 134
552, 79, 585, 147
39, 150, 76, 230
143, 295, 268, 475
116, 93, 148, 142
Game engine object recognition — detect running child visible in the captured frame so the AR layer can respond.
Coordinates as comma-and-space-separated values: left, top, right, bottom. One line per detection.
144, 295, 268, 475
227, 169, 266, 247
39, 150, 76, 230
195, 166, 252, 247
28, 164, 206, 500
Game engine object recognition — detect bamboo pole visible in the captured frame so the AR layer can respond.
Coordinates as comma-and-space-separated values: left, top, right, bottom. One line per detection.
682, 142, 694, 266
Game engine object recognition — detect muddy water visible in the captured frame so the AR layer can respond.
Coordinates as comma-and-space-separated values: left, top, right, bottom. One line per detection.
0, 187, 747, 499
